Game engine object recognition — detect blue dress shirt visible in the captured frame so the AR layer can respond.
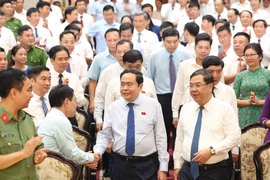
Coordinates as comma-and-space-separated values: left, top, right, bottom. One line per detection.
87, 49, 117, 80
147, 47, 190, 94
91, 0, 116, 21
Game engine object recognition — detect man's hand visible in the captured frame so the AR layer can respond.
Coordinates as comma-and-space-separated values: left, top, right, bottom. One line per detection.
105, 141, 114, 154
34, 148, 50, 164
218, 51, 226, 60
174, 168, 180, 180
63, 78, 69, 85
89, 99, 94, 113
192, 148, 212, 165
84, 162, 98, 169
232, 154, 239, 163
21, 136, 43, 158
42, 19, 48, 29
124, 5, 131, 12
93, 152, 100, 163
172, 117, 179, 128
158, 171, 167, 180
96, 123, 103, 132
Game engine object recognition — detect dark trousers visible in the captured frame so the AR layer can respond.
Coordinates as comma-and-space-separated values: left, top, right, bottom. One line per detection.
157, 93, 176, 149
111, 152, 159, 180
180, 160, 229, 180
227, 151, 233, 180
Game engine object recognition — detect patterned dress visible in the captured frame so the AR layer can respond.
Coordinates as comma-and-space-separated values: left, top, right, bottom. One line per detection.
234, 67, 270, 128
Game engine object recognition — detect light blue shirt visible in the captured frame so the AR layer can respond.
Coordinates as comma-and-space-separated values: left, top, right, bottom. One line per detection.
115, 1, 136, 22
147, 47, 190, 94
94, 94, 169, 171
88, 19, 120, 54
91, 0, 116, 21
87, 49, 117, 80
38, 108, 94, 164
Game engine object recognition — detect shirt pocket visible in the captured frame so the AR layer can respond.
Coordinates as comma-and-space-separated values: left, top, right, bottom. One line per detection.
0, 136, 22, 154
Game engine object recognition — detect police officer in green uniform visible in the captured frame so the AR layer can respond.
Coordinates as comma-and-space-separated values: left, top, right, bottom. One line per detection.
0, 68, 49, 179
0, 0, 23, 40
7, 25, 48, 66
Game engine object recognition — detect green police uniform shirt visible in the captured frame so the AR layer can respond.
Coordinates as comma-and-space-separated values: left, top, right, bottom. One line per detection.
7, 45, 48, 66
5, 17, 22, 40
0, 105, 43, 180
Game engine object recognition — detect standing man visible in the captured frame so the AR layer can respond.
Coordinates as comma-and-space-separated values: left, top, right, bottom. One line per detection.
7, 25, 48, 66
0, 68, 49, 179
115, 0, 135, 22
75, 0, 94, 34
213, 0, 228, 20
148, 28, 190, 149
91, 0, 115, 22
24, 66, 51, 128
173, 69, 241, 179
94, 69, 169, 180
227, 8, 242, 34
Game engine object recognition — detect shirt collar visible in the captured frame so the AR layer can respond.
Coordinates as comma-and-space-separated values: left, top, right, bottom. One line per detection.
0, 105, 27, 124
32, 92, 49, 102
124, 94, 142, 106
50, 107, 66, 117
194, 97, 214, 112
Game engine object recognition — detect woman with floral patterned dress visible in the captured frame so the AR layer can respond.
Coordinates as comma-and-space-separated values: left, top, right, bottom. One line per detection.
234, 43, 270, 128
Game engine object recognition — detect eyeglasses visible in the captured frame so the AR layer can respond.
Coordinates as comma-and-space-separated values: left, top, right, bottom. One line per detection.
243, 54, 258, 58
188, 83, 208, 89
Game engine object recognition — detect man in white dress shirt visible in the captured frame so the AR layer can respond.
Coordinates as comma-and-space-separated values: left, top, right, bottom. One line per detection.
14, 0, 27, 24
214, 0, 228, 20
173, 69, 240, 180
188, 2, 202, 29
75, 0, 94, 35
199, 0, 215, 17
132, 12, 159, 67
250, 0, 270, 24
24, 66, 51, 128
231, 0, 250, 12
142, 3, 162, 26
228, 8, 242, 33
239, 10, 254, 36
251, 19, 270, 68
161, 0, 180, 21
172, 0, 189, 29
261, 0, 270, 16
0, 11, 16, 54
94, 69, 169, 180
217, 25, 234, 59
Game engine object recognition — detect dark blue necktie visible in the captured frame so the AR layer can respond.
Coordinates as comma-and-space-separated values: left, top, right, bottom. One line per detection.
59, 74, 63, 85
40, 97, 48, 116
190, 106, 204, 180
212, 87, 216, 98
66, 63, 71, 73
169, 54, 176, 92
34, 28, 40, 45
125, 103, 135, 156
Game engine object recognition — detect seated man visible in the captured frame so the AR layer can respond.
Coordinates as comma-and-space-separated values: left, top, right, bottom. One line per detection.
38, 84, 99, 168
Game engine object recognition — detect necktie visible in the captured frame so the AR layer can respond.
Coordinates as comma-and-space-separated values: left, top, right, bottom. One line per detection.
66, 63, 71, 73
59, 74, 63, 85
190, 106, 204, 180
212, 87, 216, 98
232, 25, 235, 31
125, 103, 135, 156
172, 4, 174, 10
80, 15, 84, 27
40, 97, 48, 116
258, 39, 261, 45
217, 14, 220, 20
169, 54, 176, 92
137, 32, 141, 43
34, 28, 40, 45
237, 57, 243, 73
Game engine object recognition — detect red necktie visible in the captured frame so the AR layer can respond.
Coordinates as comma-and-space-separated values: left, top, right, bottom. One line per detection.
217, 14, 220, 20
80, 15, 83, 27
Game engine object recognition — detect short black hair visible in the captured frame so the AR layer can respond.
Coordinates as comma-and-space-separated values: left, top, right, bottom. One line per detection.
64, 6, 76, 20
190, 69, 214, 85
141, 3, 153, 11
116, 40, 133, 50
162, 28, 179, 40
0, 0, 12, 8
202, 15, 216, 27
253, 19, 267, 28
160, 21, 173, 31
104, 28, 120, 39
49, 45, 70, 60
28, 66, 50, 80
59, 30, 76, 41
64, 23, 81, 32
75, 0, 86, 7
229, 8, 239, 16
0, 11, 5, 16
120, 15, 133, 23
188, 2, 200, 9
202, 56, 224, 69
123, 50, 143, 64
233, 32, 250, 42
36, 1, 50, 9
195, 33, 212, 46
71, 20, 81, 25
120, 69, 144, 86
120, 23, 134, 34
0, 47, 5, 53
214, 19, 229, 27
103, 5, 114, 12
18, 25, 32, 36
217, 25, 231, 34
240, 10, 253, 18
184, 22, 200, 37
0, 68, 27, 98
26, 7, 39, 17
49, 85, 74, 108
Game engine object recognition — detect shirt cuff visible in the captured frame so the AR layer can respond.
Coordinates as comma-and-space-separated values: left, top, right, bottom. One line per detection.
173, 111, 178, 118
95, 117, 103, 124
159, 162, 168, 172
231, 147, 239, 155
173, 159, 184, 169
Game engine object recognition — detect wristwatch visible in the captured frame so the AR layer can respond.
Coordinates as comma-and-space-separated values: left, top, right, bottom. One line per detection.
209, 146, 216, 155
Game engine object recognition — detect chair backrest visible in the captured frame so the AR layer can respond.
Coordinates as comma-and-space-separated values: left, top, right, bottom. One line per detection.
254, 141, 270, 180
240, 123, 268, 180
83, 94, 90, 114
75, 107, 90, 131
36, 151, 80, 180
72, 125, 93, 152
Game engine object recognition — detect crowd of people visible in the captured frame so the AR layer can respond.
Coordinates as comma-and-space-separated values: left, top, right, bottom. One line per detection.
0, 0, 270, 179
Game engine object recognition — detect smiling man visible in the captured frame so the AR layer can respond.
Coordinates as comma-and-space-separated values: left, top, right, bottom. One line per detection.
94, 69, 169, 180
174, 69, 240, 180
